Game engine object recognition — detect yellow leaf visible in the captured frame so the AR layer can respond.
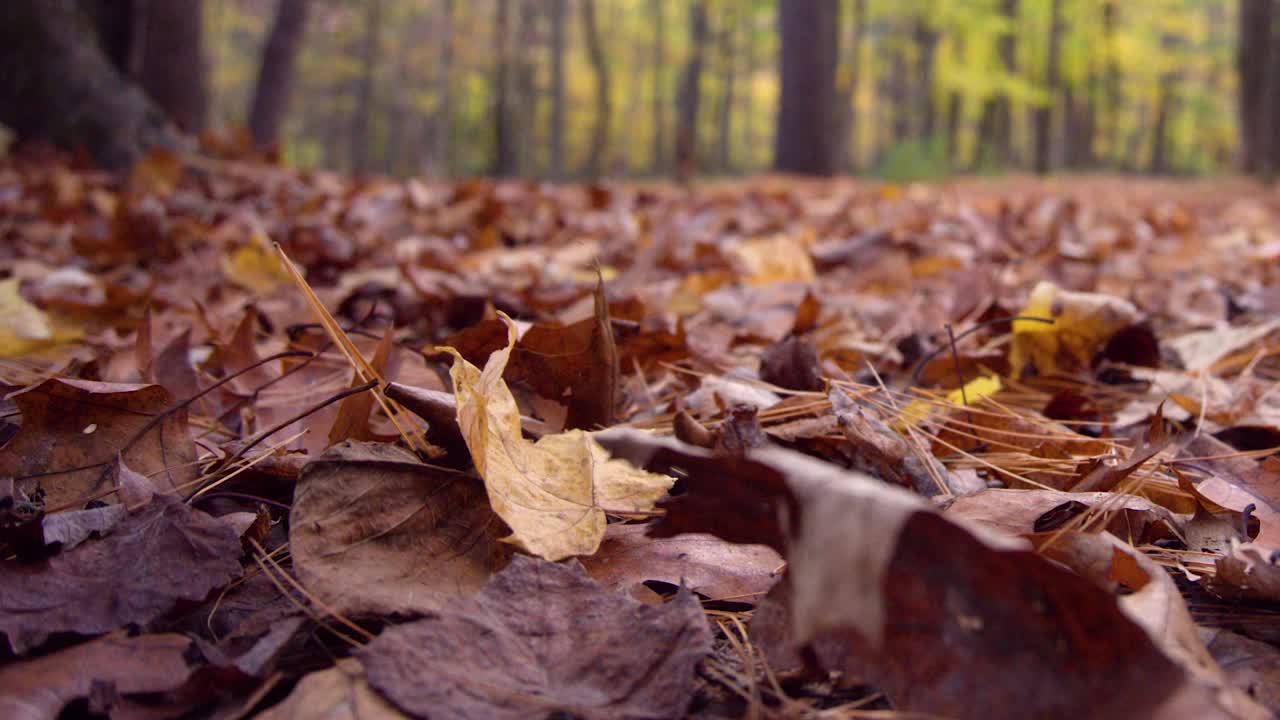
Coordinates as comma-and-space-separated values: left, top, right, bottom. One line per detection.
0, 278, 80, 358
895, 375, 1003, 430
438, 315, 672, 561
733, 236, 816, 286
1009, 282, 1140, 377
220, 238, 293, 294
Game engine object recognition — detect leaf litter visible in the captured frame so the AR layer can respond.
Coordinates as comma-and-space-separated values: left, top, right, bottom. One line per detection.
4, 154, 1280, 717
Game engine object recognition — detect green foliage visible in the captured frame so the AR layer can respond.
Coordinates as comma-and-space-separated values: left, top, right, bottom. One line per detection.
874, 137, 953, 183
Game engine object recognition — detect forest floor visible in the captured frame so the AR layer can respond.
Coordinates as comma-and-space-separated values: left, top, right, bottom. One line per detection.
3, 149, 1280, 719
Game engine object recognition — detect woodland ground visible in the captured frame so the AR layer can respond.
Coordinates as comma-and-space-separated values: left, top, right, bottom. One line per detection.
2, 150, 1280, 719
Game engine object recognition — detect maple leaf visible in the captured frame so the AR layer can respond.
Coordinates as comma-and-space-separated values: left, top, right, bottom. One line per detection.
438, 314, 671, 561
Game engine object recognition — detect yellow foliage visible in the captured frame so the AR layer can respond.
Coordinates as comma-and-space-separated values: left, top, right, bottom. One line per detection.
220, 236, 294, 294
895, 374, 1003, 430
1009, 282, 1140, 377
733, 235, 816, 286
0, 278, 81, 359
438, 315, 672, 561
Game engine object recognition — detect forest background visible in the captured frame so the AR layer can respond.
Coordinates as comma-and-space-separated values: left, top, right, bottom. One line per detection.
196, 0, 1252, 183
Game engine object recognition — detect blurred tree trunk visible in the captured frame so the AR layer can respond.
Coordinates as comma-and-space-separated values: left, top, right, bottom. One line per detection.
0, 0, 173, 169
491, 0, 516, 177
515, 0, 539, 175
944, 91, 962, 164
739, 7, 759, 171
650, 0, 669, 175
431, 0, 455, 177
134, 0, 208, 133
715, 4, 738, 174
549, 0, 568, 179
834, 0, 867, 172
350, 0, 381, 174
774, 0, 840, 176
249, 0, 309, 151
581, 0, 610, 179
1032, 0, 1062, 174
1240, 0, 1273, 175
974, 0, 1017, 169
1102, 0, 1123, 167
913, 17, 939, 140
674, 1, 709, 182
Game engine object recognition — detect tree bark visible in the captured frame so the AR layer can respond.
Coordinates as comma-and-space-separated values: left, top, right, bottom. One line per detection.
1240, 0, 1273, 175
0, 0, 174, 169
834, 0, 867, 172
714, 4, 738, 173
581, 0, 611, 179
649, 0, 669, 175
774, 0, 840, 176
913, 17, 939, 140
974, 0, 1017, 169
248, 0, 309, 151
1032, 0, 1062, 174
674, 1, 709, 182
549, 0, 568, 179
349, 0, 381, 174
133, 0, 208, 133
491, 0, 516, 177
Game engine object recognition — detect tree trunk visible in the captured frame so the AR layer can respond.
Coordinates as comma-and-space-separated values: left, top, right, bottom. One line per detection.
431, 0, 455, 177
649, 0, 668, 175
944, 91, 962, 164
134, 0, 208, 133
974, 0, 1017, 169
0, 0, 174, 169
674, 1, 709, 182
491, 0, 516, 177
774, 0, 840, 176
714, 4, 738, 173
1103, 0, 1123, 167
1240, 0, 1273, 175
549, 0, 568, 179
834, 0, 867, 172
581, 0, 611, 179
1032, 0, 1062, 174
349, 0, 381, 174
913, 17, 939, 140
248, 0, 309, 151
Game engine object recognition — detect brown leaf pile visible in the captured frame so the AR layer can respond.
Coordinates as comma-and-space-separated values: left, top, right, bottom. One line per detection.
4, 150, 1280, 718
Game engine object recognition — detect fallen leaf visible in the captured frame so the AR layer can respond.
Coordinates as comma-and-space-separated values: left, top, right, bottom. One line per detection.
0, 378, 197, 509
0, 632, 194, 720
580, 523, 783, 603
290, 440, 503, 617
0, 277, 80, 358
0, 491, 243, 653
358, 555, 711, 720
258, 658, 410, 720
438, 316, 671, 560
595, 429, 1267, 720
1010, 281, 1141, 377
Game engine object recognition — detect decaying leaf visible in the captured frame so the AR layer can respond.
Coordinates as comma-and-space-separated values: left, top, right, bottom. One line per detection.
438, 316, 671, 560
258, 658, 410, 720
290, 440, 504, 617
0, 632, 195, 720
0, 378, 196, 509
0, 491, 243, 653
580, 523, 783, 603
358, 555, 711, 720
595, 429, 1268, 720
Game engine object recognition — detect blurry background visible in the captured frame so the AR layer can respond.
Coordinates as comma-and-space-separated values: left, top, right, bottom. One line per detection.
4, 1, 1274, 182
202, 0, 1244, 181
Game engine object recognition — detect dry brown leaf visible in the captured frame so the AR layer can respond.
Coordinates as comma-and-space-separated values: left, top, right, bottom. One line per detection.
0, 378, 196, 509
290, 440, 504, 617
579, 523, 783, 603
357, 556, 711, 720
258, 658, 410, 720
439, 316, 671, 560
